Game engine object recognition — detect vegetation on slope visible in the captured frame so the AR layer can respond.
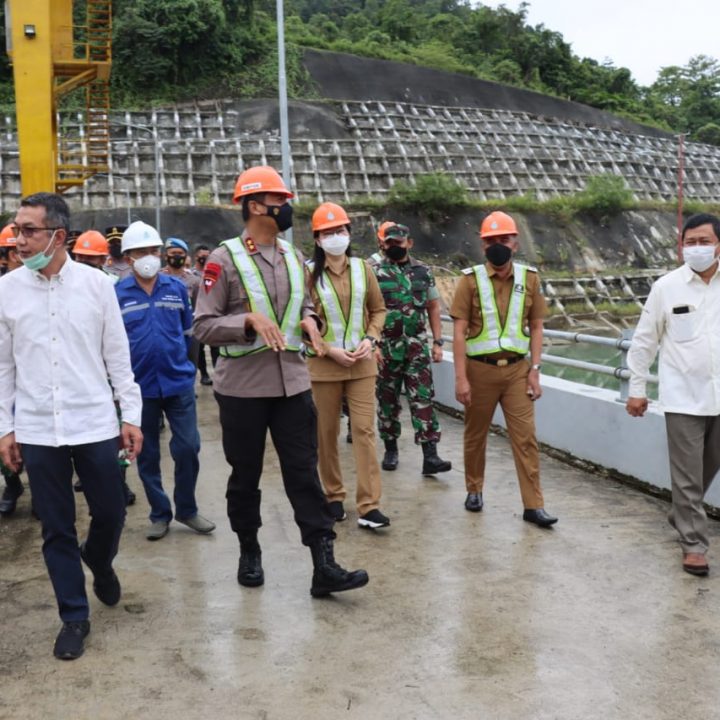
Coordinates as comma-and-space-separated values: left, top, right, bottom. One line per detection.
0, 1, 718, 145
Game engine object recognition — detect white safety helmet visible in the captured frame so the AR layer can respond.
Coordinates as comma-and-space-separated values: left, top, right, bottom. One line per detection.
121, 221, 163, 253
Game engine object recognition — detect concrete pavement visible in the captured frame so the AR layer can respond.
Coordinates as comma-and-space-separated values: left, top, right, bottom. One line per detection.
1, 384, 719, 720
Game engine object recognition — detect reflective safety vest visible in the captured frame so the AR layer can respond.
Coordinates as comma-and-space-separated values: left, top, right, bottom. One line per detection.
219, 237, 304, 357
306, 257, 367, 354
465, 262, 530, 356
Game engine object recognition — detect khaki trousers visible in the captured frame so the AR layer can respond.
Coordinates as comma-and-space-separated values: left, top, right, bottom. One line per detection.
464, 359, 544, 509
311, 375, 382, 515
665, 412, 720, 555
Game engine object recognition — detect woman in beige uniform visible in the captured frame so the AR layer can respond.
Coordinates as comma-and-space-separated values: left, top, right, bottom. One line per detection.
307, 202, 389, 529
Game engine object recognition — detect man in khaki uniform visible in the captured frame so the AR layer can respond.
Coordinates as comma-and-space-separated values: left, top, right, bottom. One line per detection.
193, 165, 368, 597
450, 211, 557, 527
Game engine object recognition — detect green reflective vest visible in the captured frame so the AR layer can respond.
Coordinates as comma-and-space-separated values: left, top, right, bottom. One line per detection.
219, 237, 304, 357
465, 263, 530, 356
307, 257, 367, 356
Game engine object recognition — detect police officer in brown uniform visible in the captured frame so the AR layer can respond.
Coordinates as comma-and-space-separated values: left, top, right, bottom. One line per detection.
104, 225, 132, 280
193, 166, 369, 597
450, 211, 557, 527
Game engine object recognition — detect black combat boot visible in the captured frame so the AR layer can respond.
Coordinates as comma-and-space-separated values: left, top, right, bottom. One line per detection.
382, 439, 399, 471
237, 533, 264, 587
421, 441, 452, 476
309, 536, 369, 598
0, 474, 24, 515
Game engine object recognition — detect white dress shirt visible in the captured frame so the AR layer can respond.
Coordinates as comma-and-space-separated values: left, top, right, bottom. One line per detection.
628, 262, 720, 415
0, 257, 142, 446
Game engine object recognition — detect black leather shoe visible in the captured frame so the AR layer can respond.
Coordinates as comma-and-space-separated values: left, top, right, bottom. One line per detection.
80, 543, 121, 606
0, 477, 24, 515
523, 508, 558, 527
123, 481, 136, 507
464, 492, 483, 512
54, 620, 90, 660
238, 546, 264, 587
200, 375, 213, 386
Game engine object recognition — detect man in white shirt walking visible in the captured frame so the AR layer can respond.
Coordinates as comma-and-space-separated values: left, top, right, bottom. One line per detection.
627, 213, 720, 577
0, 193, 143, 659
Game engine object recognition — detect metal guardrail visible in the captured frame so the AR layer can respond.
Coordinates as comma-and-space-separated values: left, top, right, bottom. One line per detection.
439, 315, 658, 402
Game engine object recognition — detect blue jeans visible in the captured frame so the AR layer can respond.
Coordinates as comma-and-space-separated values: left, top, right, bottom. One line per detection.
138, 390, 200, 523
23, 438, 126, 622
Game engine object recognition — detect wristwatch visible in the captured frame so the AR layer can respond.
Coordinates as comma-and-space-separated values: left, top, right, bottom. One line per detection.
363, 335, 378, 350
531, 363, 542, 371
433, 338, 445, 347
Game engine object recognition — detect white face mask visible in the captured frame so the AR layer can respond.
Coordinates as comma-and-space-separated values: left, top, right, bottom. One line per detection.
321, 233, 350, 256
683, 245, 718, 273
133, 254, 161, 279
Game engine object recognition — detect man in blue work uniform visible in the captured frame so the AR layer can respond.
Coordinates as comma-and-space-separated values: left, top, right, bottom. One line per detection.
115, 221, 215, 541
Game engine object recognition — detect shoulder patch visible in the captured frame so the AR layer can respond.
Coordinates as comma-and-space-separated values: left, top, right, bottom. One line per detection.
203, 262, 222, 293
525, 265, 538, 273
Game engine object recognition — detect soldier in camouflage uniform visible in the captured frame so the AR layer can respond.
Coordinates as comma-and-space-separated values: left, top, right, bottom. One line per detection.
373, 223, 451, 475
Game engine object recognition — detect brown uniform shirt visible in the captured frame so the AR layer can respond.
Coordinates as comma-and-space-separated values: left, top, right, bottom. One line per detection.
193, 234, 322, 398
307, 256, 387, 382
450, 262, 546, 358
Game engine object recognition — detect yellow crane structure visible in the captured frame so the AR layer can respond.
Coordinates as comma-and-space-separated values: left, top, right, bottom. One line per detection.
6, 0, 112, 195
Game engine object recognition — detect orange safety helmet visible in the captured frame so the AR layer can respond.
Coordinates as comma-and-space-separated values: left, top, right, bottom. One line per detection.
232, 166, 294, 204
73, 230, 109, 256
480, 211, 518, 239
377, 221, 396, 241
0, 224, 16, 247
311, 202, 350, 233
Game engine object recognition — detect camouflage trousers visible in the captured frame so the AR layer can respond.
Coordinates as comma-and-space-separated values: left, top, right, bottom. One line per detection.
376, 340, 441, 444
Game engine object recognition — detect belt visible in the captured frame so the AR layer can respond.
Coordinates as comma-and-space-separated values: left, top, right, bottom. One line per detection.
468, 355, 526, 367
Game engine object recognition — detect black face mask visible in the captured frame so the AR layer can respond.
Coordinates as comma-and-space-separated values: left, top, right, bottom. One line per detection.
196, 256, 208, 267
485, 243, 512, 267
167, 256, 186, 269
385, 245, 408, 262
109, 243, 123, 260
77, 257, 103, 270
264, 202, 293, 232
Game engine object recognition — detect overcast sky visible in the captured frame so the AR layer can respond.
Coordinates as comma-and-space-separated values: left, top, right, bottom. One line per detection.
478, 0, 720, 86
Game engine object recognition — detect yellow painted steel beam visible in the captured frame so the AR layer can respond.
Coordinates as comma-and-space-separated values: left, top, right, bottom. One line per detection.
6, 0, 72, 195
55, 68, 98, 98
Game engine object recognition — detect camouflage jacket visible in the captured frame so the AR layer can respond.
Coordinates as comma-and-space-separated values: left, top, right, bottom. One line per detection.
373, 256, 439, 342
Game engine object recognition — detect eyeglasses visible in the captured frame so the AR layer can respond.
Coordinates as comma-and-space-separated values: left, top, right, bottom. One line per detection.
12, 225, 60, 239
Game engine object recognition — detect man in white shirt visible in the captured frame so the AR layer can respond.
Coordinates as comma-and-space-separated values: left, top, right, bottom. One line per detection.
627, 213, 720, 577
0, 193, 143, 660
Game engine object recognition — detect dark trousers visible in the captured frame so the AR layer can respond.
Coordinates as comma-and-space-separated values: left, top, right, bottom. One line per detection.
215, 390, 335, 546
22, 438, 126, 622
138, 391, 200, 523
197, 343, 219, 377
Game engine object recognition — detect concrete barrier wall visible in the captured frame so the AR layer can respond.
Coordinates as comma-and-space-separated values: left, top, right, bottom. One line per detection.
1, 99, 719, 214
432, 354, 720, 510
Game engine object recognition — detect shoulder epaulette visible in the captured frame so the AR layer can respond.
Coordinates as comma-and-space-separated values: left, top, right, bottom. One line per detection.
461, 267, 475, 275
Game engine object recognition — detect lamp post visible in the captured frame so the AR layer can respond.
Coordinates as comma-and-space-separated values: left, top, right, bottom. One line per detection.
276, 0, 293, 243
110, 121, 161, 234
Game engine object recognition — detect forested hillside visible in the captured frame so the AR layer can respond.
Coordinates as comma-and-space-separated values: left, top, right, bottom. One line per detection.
0, 0, 718, 144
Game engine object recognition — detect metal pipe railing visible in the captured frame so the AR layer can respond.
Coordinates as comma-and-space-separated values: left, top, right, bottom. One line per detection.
439, 315, 657, 401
